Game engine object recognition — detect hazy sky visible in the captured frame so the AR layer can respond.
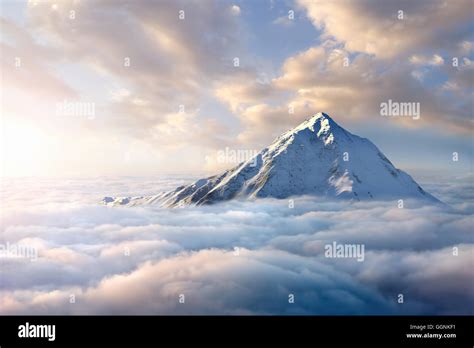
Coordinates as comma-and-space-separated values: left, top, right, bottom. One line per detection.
1, 0, 472, 177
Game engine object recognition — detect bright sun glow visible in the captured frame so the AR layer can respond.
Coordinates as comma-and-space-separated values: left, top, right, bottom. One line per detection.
0, 119, 52, 177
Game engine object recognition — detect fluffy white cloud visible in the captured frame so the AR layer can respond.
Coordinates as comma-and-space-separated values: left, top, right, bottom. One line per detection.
297, 0, 472, 58
230, 5, 241, 16
217, 40, 472, 146
211, 0, 473, 146
2, 0, 472, 176
409, 54, 445, 66
1, 0, 250, 176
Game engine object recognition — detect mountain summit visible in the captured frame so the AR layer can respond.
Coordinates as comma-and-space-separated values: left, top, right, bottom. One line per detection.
104, 112, 439, 207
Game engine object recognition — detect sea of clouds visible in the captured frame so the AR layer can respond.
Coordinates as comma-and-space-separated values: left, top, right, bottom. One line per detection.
0, 175, 473, 315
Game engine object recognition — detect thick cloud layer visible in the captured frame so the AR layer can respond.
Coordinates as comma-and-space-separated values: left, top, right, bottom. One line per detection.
0, 175, 472, 314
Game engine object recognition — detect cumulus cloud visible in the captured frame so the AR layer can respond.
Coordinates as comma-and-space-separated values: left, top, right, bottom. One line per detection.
2, 0, 472, 177
217, 40, 472, 145
2, 0, 266, 176
296, 0, 472, 59
0, 176, 472, 314
211, 0, 473, 145
230, 5, 241, 16
277, 47, 472, 133
215, 70, 277, 114
2, 0, 246, 161
409, 54, 445, 66
37, 0, 239, 133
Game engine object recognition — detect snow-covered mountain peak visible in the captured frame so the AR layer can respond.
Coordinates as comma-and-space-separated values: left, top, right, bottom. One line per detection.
103, 112, 441, 207
280, 112, 343, 146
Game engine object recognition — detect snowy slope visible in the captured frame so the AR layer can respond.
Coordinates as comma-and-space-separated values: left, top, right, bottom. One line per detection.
103, 112, 440, 207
